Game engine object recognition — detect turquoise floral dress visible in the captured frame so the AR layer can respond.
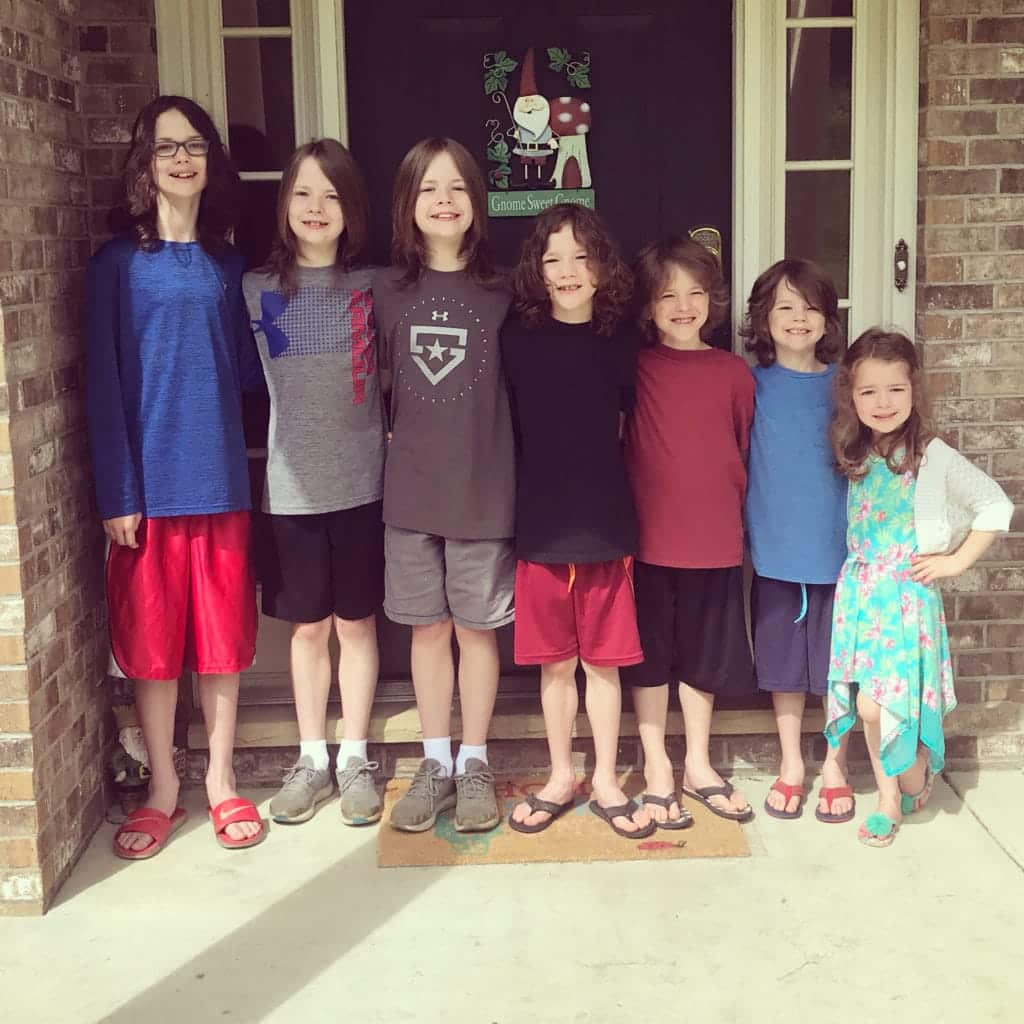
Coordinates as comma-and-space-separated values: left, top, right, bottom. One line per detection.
824, 456, 956, 776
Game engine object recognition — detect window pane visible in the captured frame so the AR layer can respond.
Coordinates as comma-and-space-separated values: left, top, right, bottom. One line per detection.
222, 0, 290, 28
786, 27, 852, 160
224, 37, 295, 170
787, 1, 853, 16
785, 170, 850, 298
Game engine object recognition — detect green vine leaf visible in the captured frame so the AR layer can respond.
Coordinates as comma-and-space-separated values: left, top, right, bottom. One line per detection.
569, 70, 590, 89
547, 46, 569, 71
498, 57, 518, 73
484, 74, 505, 96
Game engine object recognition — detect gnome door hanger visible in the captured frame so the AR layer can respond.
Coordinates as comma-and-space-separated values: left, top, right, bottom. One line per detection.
484, 45, 594, 217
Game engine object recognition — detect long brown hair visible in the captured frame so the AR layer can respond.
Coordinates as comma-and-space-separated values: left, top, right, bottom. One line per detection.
113, 95, 239, 256
831, 327, 934, 481
390, 137, 498, 287
264, 139, 370, 296
632, 236, 728, 346
511, 204, 632, 337
741, 258, 844, 367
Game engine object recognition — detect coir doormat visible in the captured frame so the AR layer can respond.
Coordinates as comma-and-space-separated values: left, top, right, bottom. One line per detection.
377, 772, 749, 867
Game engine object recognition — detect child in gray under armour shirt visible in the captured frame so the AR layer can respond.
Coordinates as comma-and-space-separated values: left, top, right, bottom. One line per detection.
243, 139, 387, 828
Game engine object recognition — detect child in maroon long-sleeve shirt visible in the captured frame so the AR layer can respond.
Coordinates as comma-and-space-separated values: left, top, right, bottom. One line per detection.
622, 236, 756, 827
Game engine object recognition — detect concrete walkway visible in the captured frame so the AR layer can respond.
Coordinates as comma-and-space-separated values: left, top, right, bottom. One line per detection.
2, 768, 1022, 1024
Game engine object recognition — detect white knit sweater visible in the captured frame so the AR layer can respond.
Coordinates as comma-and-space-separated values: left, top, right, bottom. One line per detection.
914, 438, 1014, 555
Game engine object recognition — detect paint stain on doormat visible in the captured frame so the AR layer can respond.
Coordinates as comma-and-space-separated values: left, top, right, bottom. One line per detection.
377, 773, 749, 867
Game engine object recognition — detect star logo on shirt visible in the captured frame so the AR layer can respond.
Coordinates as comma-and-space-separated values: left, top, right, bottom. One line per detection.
427, 340, 446, 362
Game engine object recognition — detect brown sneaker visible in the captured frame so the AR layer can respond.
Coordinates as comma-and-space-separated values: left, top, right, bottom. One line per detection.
454, 758, 500, 833
388, 758, 456, 832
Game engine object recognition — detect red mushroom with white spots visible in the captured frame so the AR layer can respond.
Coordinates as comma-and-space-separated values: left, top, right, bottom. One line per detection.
548, 97, 592, 189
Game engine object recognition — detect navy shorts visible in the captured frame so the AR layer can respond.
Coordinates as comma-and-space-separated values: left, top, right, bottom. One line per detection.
622, 563, 754, 695
260, 500, 385, 623
750, 574, 836, 697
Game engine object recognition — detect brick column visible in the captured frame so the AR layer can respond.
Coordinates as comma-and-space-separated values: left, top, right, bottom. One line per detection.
0, 0, 156, 915
919, 0, 1024, 763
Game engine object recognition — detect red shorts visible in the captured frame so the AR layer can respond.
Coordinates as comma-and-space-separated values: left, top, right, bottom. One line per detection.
106, 512, 257, 680
513, 558, 643, 667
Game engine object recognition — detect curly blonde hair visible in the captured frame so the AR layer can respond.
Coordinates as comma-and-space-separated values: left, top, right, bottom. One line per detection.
831, 327, 934, 482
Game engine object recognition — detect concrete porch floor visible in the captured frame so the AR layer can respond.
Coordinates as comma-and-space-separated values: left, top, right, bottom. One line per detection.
2, 769, 1022, 1024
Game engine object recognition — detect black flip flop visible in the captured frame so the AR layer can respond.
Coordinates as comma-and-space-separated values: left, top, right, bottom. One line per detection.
508, 793, 576, 834
588, 799, 657, 839
641, 792, 694, 830
681, 782, 754, 823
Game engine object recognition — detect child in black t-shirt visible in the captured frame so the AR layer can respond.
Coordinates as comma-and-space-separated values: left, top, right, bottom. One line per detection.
502, 204, 654, 839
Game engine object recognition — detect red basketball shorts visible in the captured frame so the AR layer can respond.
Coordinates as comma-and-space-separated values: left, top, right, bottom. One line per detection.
106, 511, 257, 680
513, 558, 643, 667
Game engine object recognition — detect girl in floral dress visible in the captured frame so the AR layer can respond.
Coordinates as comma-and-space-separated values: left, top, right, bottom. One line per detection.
825, 329, 1013, 847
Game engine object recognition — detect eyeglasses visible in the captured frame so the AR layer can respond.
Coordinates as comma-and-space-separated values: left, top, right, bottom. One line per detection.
152, 139, 211, 159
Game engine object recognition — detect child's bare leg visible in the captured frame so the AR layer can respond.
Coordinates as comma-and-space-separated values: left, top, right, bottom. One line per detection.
410, 619, 455, 740
819, 694, 854, 817
897, 746, 933, 812
291, 617, 332, 741
633, 683, 681, 824
117, 678, 179, 852
586, 662, 650, 832
201, 672, 261, 842
335, 614, 379, 741
453, 624, 499, 746
510, 657, 578, 827
679, 681, 750, 814
766, 691, 806, 814
856, 689, 901, 823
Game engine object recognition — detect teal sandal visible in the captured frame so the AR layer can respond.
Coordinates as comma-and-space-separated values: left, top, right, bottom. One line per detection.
858, 812, 899, 848
900, 767, 934, 815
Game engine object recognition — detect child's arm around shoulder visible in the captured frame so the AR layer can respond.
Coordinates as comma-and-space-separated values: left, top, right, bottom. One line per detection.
728, 350, 756, 453
911, 437, 1014, 584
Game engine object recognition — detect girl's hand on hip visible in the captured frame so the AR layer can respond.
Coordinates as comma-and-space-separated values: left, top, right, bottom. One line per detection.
103, 513, 142, 549
910, 552, 963, 584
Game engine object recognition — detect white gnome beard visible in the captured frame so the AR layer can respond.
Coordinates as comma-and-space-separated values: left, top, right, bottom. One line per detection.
513, 97, 550, 139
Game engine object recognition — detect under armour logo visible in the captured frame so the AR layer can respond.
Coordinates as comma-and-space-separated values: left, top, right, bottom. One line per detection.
431, 310, 449, 322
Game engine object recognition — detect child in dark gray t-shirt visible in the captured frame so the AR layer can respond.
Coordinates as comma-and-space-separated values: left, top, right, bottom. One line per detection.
244, 139, 386, 829
376, 138, 514, 837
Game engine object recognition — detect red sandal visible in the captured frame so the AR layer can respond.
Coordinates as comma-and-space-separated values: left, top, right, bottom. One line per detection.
113, 806, 187, 860
209, 797, 267, 850
815, 785, 856, 824
763, 779, 806, 820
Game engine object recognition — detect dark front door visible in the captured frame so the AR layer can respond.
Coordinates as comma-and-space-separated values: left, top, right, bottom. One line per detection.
344, 1, 734, 696
345, 1, 733, 270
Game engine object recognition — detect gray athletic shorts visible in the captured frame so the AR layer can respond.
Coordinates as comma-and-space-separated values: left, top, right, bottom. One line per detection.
383, 526, 515, 630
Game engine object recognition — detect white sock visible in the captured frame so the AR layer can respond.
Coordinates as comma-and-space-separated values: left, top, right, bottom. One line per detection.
456, 743, 488, 775
423, 736, 453, 776
299, 739, 329, 772
337, 738, 369, 765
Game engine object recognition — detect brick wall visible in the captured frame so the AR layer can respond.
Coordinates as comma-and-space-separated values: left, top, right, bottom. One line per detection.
919, 0, 1024, 765
0, 0, 156, 915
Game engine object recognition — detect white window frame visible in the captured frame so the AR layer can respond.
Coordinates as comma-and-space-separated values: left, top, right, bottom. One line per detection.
735, 0, 919, 340
155, 0, 349, 169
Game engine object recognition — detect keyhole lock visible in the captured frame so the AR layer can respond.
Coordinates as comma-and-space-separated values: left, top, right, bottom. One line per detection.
894, 239, 909, 292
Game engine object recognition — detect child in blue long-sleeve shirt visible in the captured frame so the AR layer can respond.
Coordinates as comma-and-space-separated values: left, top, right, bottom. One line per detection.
86, 96, 265, 860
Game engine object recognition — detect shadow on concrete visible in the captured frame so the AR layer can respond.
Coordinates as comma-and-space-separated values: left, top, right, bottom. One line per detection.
88, 828, 440, 1024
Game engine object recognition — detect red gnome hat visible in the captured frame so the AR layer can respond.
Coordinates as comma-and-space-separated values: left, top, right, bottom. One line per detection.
519, 47, 538, 96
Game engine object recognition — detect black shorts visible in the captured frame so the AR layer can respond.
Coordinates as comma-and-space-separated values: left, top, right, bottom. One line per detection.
622, 562, 754, 695
260, 500, 385, 623
751, 574, 836, 697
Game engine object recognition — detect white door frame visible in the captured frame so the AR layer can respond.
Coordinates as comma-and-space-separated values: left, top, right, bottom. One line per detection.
734, 0, 919, 340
